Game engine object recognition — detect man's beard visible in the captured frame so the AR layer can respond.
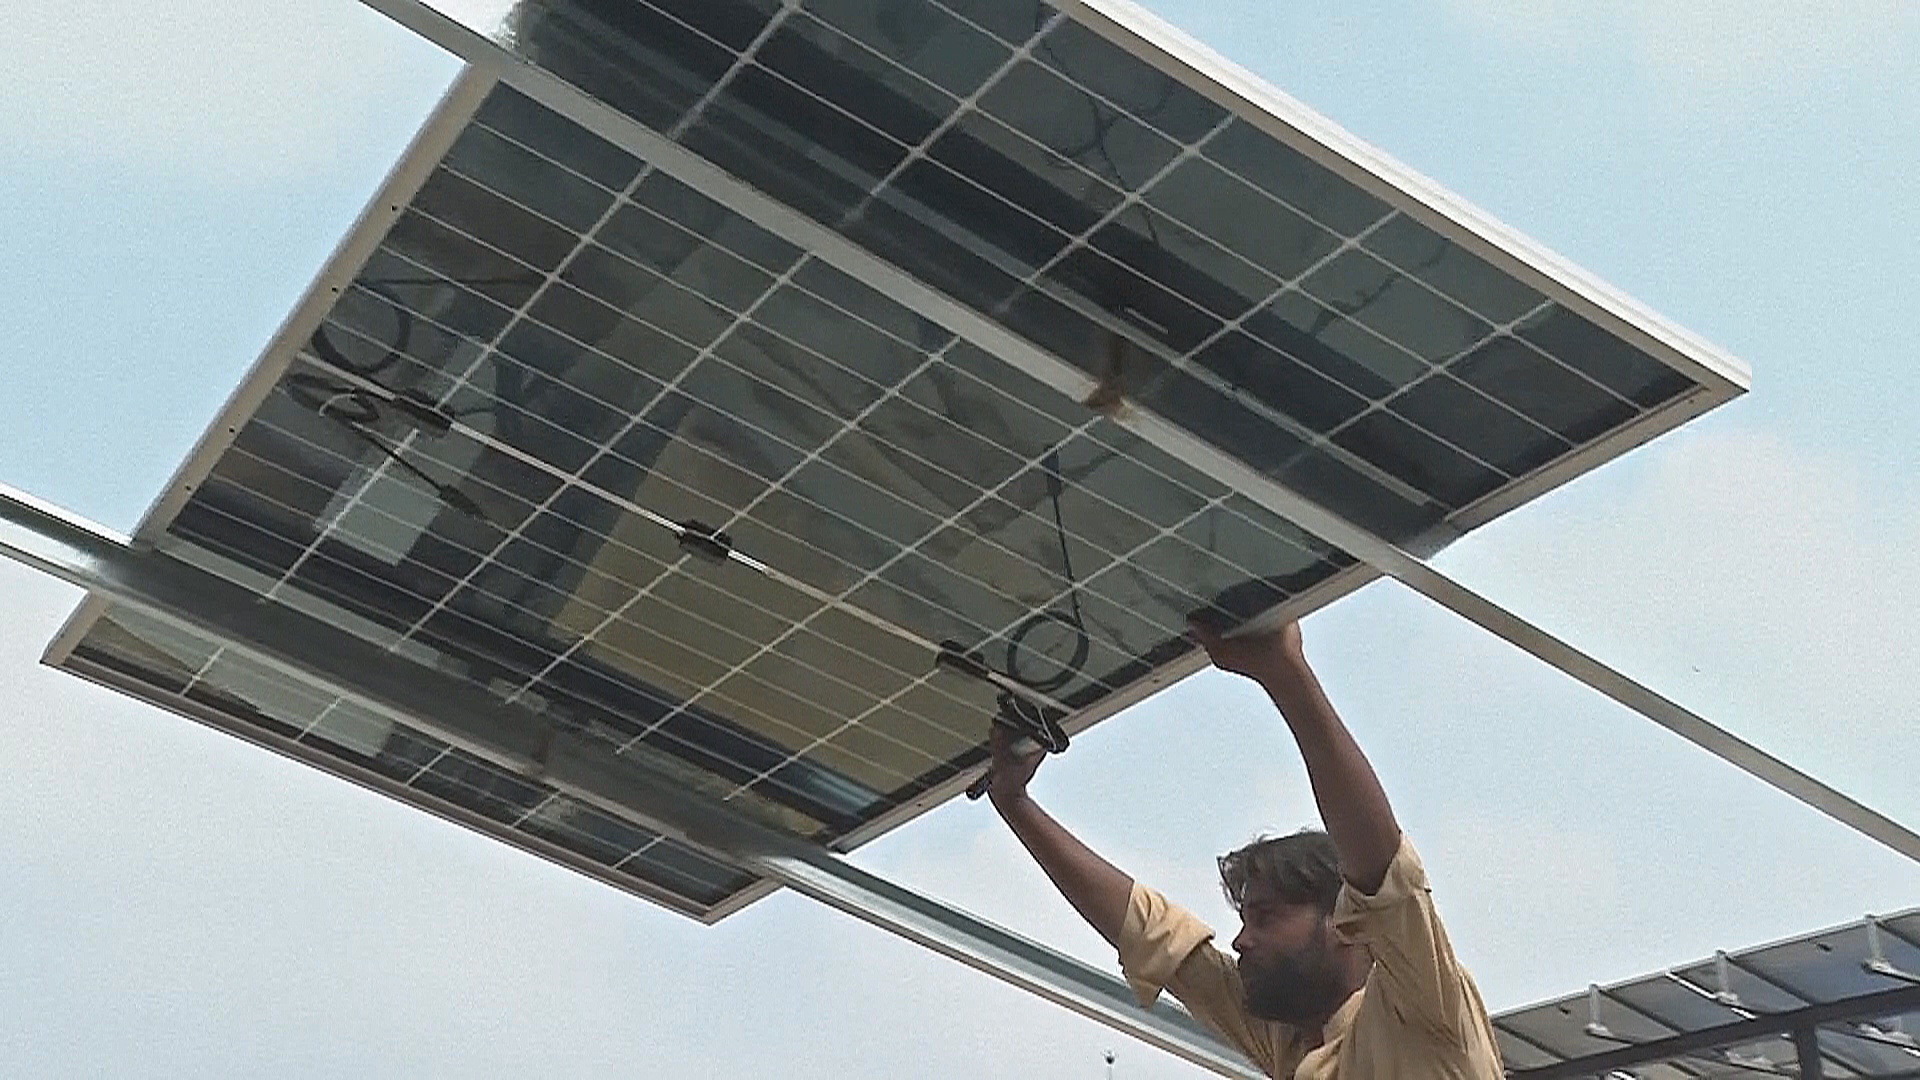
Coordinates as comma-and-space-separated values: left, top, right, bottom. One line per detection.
1239, 923, 1351, 1026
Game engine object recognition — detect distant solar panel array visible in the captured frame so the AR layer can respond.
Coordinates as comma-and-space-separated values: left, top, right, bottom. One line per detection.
1496, 909, 1920, 1080
49, 0, 1741, 918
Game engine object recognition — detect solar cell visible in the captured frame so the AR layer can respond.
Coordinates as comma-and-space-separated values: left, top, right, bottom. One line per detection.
49, 0, 1745, 918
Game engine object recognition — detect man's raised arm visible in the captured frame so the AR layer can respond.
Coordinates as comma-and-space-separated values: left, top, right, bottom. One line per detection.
985, 725, 1132, 946
1190, 620, 1401, 895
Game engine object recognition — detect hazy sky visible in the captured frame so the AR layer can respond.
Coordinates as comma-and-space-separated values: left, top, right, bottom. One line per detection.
3, 2, 1917, 1076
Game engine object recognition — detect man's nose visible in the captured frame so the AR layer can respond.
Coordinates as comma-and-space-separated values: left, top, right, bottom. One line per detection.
1231, 925, 1250, 955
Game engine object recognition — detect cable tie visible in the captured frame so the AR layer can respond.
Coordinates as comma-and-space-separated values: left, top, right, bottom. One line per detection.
676, 520, 734, 565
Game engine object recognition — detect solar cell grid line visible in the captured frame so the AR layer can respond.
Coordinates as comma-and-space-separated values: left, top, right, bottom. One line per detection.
366, 80, 1443, 549
416, 0, 1728, 422
526, 321, 970, 606
990, 166, 1578, 513
299, 278, 1328, 680
832, 88, 1459, 508
375, 219, 703, 649
347, 196, 1210, 605
385, 209, 813, 686
169, 493, 559, 675
241, 354, 1021, 746
278, 313, 1282, 799
1059, 0, 1735, 378
933, 99, 1592, 499
686, 454, 1246, 760
707, 481, 1248, 807
153, 534, 894, 814
173, 441, 943, 811
247, 205, 1297, 707
1008, 207, 1469, 504
371, 341, 1101, 724
568, 344, 1191, 744
979, 115, 1236, 331
946, 127, 1611, 503
560, 0, 1681, 499
235, 139, 649, 709
307, 219, 1320, 657
230, 361, 1029, 780
831, 6, 1064, 232
1134, 222, 1574, 466
1293, 295, 1566, 496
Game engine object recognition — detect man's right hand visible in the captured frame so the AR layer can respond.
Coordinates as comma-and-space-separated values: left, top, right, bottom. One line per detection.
986, 723, 1046, 809
1189, 617, 1308, 689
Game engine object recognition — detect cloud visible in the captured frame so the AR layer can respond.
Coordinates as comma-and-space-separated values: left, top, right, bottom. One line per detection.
2, 1, 454, 186
1439, 423, 1920, 824
1440, 0, 1916, 95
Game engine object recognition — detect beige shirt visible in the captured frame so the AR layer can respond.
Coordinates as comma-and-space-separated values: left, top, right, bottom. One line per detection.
1117, 836, 1502, 1080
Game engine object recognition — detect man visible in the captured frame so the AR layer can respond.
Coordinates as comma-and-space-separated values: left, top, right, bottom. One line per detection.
986, 619, 1502, 1079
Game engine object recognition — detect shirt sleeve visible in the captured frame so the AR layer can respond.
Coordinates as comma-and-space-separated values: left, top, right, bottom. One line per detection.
1118, 882, 1285, 1073
1330, 834, 1474, 1044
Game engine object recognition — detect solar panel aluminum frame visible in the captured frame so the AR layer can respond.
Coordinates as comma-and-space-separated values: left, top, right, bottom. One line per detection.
302, 0, 1919, 865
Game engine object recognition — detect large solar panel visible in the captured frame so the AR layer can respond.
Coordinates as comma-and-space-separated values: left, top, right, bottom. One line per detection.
47, 0, 1745, 920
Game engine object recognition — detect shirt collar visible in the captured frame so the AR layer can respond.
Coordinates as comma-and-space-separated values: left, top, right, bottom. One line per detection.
1322, 987, 1364, 1044
1286, 987, 1366, 1057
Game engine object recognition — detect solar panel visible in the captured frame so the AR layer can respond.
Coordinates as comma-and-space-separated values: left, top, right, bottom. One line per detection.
1492, 909, 1920, 1079
48, 0, 1745, 919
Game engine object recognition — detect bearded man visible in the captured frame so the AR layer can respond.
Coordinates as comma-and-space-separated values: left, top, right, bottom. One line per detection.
986, 619, 1503, 1079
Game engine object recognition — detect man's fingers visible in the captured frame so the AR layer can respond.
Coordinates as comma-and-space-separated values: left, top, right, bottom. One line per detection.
1187, 617, 1225, 661
988, 722, 1024, 754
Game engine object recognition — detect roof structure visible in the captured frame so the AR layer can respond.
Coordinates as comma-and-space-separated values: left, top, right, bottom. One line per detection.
1494, 909, 1920, 1080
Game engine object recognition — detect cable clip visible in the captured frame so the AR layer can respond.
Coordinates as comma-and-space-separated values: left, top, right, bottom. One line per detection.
934, 640, 994, 683
964, 693, 1070, 801
383, 389, 456, 435
677, 520, 734, 565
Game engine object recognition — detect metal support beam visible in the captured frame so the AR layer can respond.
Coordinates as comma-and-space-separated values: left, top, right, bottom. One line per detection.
0, 483, 1260, 1079
1509, 984, 1920, 1080
352, 0, 1920, 865
1795, 1026, 1826, 1080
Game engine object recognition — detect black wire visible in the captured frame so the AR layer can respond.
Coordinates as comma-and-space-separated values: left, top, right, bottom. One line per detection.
284, 371, 487, 522
1004, 446, 1091, 694
1042, 448, 1083, 625
1033, 11, 1168, 251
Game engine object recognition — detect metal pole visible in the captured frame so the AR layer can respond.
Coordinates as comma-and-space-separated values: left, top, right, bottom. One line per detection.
1793, 1027, 1824, 1080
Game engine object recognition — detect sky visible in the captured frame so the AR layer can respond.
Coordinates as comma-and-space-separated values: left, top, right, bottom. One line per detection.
2, 1, 1917, 1076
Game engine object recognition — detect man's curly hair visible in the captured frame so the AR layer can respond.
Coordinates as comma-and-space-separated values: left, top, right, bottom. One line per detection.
1217, 829, 1343, 914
